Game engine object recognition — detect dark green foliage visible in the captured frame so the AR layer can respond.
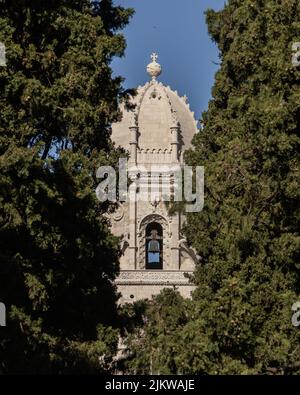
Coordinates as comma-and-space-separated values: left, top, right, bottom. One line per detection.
126, 0, 300, 374
124, 290, 193, 375
185, 0, 300, 373
0, 0, 133, 373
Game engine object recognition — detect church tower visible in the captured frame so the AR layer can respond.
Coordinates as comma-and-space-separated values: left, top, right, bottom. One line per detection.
111, 54, 198, 303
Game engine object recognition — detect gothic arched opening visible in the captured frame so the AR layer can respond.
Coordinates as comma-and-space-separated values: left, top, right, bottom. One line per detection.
145, 222, 163, 270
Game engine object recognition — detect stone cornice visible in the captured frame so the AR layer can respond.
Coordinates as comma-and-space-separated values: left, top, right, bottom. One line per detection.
115, 270, 194, 286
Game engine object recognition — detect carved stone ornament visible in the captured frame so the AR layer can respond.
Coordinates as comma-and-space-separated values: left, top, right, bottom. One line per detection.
113, 206, 124, 222
146, 53, 162, 81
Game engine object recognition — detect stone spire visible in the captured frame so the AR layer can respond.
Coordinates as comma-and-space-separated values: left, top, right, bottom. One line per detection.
146, 52, 162, 81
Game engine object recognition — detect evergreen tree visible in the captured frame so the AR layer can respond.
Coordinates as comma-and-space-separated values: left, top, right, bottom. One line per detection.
126, 0, 300, 374
124, 290, 192, 375
0, 0, 133, 373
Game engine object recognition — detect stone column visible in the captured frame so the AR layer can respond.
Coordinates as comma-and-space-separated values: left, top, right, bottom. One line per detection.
128, 173, 137, 269
129, 114, 138, 165
170, 124, 179, 163
170, 213, 180, 270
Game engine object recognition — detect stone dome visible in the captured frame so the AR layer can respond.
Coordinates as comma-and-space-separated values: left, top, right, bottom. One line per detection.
111, 55, 198, 160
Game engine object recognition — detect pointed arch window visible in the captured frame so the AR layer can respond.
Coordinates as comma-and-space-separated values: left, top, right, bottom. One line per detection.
145, 222, 163, 270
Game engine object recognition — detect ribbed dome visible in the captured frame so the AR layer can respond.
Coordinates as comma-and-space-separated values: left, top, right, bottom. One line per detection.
112, 81, 198, 157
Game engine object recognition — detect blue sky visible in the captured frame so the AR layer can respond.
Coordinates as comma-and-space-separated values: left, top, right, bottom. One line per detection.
112, 0, 225, 121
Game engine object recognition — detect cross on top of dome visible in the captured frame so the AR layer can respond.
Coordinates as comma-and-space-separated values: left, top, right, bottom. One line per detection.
151, 52, 158, 62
